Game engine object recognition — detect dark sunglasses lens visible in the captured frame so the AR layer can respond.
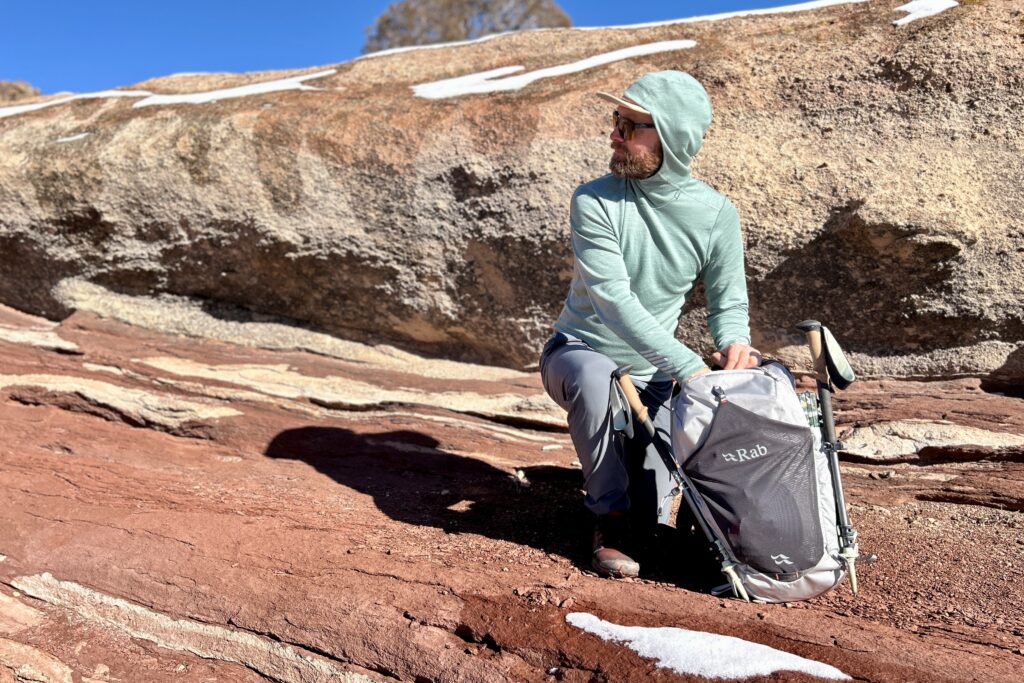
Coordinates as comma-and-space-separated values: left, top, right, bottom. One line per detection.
611, 111, 634, 140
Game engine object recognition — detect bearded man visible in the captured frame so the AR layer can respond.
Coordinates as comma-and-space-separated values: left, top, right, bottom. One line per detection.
539, 71, 760, 578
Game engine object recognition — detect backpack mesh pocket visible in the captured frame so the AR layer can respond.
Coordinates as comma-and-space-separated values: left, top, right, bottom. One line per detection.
684, 400, 823, 575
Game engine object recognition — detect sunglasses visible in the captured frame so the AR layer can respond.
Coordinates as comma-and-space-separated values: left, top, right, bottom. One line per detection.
612, 110, 656, 141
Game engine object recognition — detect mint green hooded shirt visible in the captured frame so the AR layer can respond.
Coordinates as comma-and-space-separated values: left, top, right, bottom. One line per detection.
553, 71, 751, 382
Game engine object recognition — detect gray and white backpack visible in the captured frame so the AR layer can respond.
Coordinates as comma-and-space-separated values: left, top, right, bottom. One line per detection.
669, 362, 849, 603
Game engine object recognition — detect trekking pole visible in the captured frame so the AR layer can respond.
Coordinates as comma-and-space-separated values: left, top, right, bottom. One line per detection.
610, 365, 750, 602
796, 320, 860, 594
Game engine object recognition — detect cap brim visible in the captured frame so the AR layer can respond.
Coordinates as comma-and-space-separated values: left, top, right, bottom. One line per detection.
596, 92, 650, 115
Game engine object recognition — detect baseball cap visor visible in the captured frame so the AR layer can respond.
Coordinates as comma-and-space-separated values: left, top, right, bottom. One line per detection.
596, 91, 651, 115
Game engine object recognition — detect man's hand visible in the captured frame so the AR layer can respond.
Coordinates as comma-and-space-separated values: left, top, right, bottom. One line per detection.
710, 343, 762, 370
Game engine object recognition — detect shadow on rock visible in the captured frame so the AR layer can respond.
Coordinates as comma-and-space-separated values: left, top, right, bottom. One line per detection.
754, 200, 994, 351
985, 345, 1024, 393
264, 426, 592, 564
265, 426, 722, 588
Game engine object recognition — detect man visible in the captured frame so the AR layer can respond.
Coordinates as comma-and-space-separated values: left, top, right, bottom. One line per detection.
539, 71, 760, 578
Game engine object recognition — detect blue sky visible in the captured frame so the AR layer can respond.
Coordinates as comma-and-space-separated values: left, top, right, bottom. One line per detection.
2, 1, 808, 95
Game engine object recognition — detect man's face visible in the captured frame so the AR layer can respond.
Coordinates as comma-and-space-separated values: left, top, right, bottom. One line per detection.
609, 106, 662, 180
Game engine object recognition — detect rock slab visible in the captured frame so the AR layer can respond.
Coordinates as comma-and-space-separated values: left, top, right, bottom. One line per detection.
0, 1, 1021, 378
0, 298, 1022, 681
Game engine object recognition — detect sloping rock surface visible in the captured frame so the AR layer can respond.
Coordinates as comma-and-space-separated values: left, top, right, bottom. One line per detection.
1, 299, 1023, 681
1, 1, 1022, 378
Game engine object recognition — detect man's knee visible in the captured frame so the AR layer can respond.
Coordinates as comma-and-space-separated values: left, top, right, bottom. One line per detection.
561, 360, 617, 418
543, 348, 616, 410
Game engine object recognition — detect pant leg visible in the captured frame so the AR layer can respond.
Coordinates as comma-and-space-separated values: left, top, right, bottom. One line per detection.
540, 335, 630, 516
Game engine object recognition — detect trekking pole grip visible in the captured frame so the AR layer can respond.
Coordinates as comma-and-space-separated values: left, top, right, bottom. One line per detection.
611, 365, 649, 424
796, 320, 829, 384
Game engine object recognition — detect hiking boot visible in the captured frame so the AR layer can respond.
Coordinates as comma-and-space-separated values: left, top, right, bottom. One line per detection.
591, 514, 640, 578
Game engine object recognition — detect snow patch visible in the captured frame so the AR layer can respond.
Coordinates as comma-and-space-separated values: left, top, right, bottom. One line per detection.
566, 612, 851, 680
0, 90, 151, 120
0, 70, 336, 119
364, 1, 867, 60
413, 40, 695, 99
893, 0, 958, 26
133, 69, 336, 107
583, 0, 869, 31
359, 31, 512, 60
55, 132, 91, 143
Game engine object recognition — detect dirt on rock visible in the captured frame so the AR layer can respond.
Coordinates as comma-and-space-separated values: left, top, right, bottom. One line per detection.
1, 300, 1022, 682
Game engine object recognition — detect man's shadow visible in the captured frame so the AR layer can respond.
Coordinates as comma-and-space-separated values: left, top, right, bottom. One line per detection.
264, 426, 720, 587
264, 426, 592, 564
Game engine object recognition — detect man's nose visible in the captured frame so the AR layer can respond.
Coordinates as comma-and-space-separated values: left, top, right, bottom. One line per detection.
610, 126, 624, 143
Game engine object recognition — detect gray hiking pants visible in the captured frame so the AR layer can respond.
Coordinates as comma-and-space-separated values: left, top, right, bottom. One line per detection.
539, 332, 674, 524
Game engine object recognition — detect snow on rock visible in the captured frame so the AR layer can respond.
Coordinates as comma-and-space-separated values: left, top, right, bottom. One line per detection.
412, 40, 695, 99
132, 69, 336, 108
566, 612, 851, 680
0, 90, 151, 119
0, 70, 336, 119
409, 2, 872, 98
359, 31, 512, 61
893, 0, 959, 27
587, 0, 869, 31
366, 1, 867, 60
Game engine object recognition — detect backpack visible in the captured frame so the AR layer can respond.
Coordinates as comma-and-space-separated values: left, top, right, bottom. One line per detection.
669, 362, 849, 602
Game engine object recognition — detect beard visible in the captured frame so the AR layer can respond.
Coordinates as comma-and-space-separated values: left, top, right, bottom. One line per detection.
609, 144, 663, 179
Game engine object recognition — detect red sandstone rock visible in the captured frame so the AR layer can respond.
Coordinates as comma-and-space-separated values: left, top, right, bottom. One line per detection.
1, 302, 1022, 681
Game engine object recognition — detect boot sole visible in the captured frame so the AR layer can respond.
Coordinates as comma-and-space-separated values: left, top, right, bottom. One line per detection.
591, 557, 640, 578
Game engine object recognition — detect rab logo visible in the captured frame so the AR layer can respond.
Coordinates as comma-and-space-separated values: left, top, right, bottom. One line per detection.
721, 444, 768, 462
771, 554, 794, 566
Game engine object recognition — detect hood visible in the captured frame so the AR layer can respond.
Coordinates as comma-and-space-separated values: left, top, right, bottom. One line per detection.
623, 71, 713, 203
